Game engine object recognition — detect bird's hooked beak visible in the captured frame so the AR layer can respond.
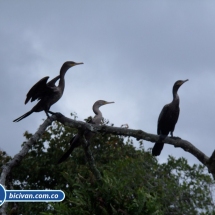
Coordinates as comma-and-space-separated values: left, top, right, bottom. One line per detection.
73, 62, 84, 66
181, 79, 189, 85
104, 101, 114, 105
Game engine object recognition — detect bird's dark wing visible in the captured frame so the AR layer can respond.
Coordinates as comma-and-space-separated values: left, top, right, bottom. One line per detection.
157, 104, 169, 135
25, 76, 59, 104
157, 104, 180, 135
25, 77, 49, 104
170, 107, 180, 133
153, 104, 172, 156
47, 75, 60, 87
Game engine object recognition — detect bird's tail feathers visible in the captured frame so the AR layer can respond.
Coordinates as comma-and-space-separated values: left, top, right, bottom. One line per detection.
58, 136, 81, 164
13, 111, 33, 122
152, 142, 164, 156
57, 146, 76, 164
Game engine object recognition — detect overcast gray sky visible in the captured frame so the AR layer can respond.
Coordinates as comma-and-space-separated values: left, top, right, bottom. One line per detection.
1, 1, 215, 167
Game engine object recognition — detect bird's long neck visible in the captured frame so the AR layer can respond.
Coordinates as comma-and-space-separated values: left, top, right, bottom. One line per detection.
172, 86, 180, 106
58, 66, 69, 91
93, 105, 102, 124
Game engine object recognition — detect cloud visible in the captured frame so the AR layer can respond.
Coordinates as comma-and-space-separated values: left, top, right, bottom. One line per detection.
0, 1, 214, 168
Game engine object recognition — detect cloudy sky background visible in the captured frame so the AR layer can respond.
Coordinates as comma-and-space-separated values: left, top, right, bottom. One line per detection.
1, 1, 215, 167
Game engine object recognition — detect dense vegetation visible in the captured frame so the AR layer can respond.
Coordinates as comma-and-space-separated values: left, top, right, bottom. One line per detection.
2, 116, 215, 215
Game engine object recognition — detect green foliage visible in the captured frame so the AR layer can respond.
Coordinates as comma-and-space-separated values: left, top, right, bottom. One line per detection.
0, 150, 11, 166
2, 117, 215, 215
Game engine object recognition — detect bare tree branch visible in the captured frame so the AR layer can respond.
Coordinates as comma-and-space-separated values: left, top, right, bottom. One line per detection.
0, 112, 214, 213
1, 111, 214, 207
0, 116, 55, 187
0, 116, 57, 214
54, 113, 214, 179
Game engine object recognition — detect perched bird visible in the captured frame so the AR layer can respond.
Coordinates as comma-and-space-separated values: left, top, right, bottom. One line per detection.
13, 61, 83, 122
152, 79, 188, 156
58, 100, 114, 164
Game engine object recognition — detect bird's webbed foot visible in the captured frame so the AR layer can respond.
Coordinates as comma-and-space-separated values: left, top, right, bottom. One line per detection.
53, 112, 64, 118
48, 110, 56, 115
49, 111, 64, 118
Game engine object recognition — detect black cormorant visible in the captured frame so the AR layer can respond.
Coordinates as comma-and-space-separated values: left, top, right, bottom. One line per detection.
152, 79, 188, 156
13, 61, 83, 122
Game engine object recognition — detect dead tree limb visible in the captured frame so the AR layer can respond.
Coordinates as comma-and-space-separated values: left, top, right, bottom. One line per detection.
54, 113, 215, 179
1, 112, 215, 214
0, 116, 57, 215
1, 111, 214, 194
0, 116, 56, 187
